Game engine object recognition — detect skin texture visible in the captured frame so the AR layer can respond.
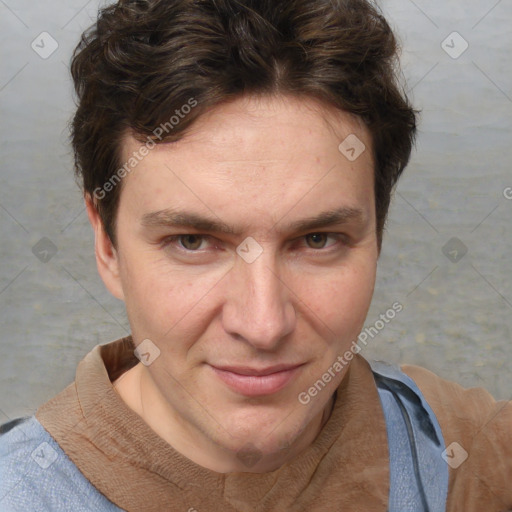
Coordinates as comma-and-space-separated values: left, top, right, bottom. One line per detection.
85, 93, 379, 473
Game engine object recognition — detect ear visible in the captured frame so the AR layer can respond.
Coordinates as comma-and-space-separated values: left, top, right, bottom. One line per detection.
85, 194, 125, 301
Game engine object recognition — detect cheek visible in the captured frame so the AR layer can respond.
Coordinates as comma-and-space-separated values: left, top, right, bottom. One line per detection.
297, 258, 377, 342
119, 249, 229, 341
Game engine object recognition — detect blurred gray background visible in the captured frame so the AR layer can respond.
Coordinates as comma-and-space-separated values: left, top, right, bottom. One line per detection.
0, 0, 511, 423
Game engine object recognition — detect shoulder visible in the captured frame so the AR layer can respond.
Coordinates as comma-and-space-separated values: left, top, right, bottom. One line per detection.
0, 416, 122, 511
400, 364, 512, 510
400, 363, 510, 435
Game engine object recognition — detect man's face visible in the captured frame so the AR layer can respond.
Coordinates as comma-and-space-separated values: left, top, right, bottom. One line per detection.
105, 94, 378, 468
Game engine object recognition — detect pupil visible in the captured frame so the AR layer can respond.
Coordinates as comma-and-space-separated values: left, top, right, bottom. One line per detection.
309, 234, 326, 248
183, 235, 201, 250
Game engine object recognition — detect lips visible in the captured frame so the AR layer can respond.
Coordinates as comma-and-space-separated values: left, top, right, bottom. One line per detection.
214, 364, 301, 376
210, 363, 304, 396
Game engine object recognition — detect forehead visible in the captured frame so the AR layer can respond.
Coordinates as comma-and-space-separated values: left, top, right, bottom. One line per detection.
117, 94, 375, 228
123, 94, 370, 163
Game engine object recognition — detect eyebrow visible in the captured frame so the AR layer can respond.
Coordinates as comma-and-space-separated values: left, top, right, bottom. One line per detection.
140, 206, 365, 236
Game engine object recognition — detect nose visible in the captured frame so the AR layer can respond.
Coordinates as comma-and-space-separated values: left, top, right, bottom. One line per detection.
221, 250, 296, 351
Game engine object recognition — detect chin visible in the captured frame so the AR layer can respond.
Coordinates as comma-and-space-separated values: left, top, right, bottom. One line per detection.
220, 406, 313, 451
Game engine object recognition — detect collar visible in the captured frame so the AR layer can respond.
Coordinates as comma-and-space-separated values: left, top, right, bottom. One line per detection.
36, 336, 389, 511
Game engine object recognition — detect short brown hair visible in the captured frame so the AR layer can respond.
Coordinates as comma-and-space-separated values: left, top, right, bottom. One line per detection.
71, 0, 417, 248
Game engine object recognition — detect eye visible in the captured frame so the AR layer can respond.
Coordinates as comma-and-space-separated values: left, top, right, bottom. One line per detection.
159, 234, 222, 262
304, 233, 336, 249
177, 234, 209, 251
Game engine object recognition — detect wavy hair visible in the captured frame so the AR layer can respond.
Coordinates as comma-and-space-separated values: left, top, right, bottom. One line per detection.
71, 0, 417, 248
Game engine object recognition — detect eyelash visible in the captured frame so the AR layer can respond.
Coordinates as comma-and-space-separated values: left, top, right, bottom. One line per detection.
161, 233, 348, 255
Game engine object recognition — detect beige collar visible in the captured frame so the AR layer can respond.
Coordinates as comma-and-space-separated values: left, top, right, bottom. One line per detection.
36, 336, 389, 511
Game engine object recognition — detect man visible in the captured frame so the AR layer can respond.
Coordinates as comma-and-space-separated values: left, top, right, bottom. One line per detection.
1, 0, 511, 510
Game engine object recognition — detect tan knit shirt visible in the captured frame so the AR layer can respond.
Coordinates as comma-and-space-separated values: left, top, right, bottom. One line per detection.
35, 336, 512, 511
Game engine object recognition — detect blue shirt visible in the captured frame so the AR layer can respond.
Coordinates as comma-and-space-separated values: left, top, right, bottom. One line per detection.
0, 360, 448, 511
